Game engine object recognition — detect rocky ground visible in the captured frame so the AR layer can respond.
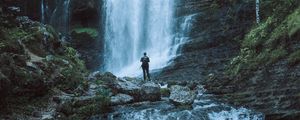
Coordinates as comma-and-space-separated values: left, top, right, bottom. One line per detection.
157, 0, 300, 119
1, 0, 300, 120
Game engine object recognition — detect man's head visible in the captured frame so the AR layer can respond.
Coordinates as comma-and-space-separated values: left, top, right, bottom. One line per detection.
144, 52, 147, 56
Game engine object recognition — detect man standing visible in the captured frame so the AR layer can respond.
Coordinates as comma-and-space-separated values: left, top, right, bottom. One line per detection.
140, 52, 151, 81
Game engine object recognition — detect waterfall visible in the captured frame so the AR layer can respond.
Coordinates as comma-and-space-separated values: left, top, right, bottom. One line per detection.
49, 0, 71, 36
171, 14, 196, 56
103, 0, 176, 76
41, 0, 45, 24
256, 0, 260, 23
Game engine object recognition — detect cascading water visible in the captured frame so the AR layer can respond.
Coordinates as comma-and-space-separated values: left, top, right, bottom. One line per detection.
106, 85, 264, 120
103, 0, 176, 77
39, 0, 71, 37
171, 14, 196, 56
49, 0, 71, 36
256, 0, 260, 23
41, 0, 45, 24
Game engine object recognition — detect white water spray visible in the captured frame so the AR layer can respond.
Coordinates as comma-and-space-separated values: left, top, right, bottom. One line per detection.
41, 0, 45, 24
104, 0, 175, 76
103, 0, 195, 77
256, 0, 260, 23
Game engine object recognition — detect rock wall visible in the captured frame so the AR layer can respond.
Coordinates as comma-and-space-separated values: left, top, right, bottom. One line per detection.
157, 0, 300, 119
3, 0, 104, 70
157, 0, 256, 82
0, 3, 88, 110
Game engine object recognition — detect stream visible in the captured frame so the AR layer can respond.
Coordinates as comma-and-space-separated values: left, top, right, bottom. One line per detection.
94, 83, 264, 120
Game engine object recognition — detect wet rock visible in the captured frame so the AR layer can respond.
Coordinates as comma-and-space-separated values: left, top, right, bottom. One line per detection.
55, 93, 111, 119
112, 78, 141, 97
70, 28, 101, 70
110, 94, 134, 105
32, 111, 41, 117
169, 85, 196, 105
100, 72, 117, 83
195, 85, 206, 95
41, 114, 54, 120
16, 16, 34, 27
52, 96, 61, 104
88, 71, 101, 81
140, 82, 161, 101
7, 6, 20, 14
90, 72, 118, 87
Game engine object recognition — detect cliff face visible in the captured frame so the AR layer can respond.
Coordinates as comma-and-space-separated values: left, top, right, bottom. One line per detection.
4, 0, 104, 70
158, 0, 300, 119
158, 0, 256, 82
0, 4, 90, 117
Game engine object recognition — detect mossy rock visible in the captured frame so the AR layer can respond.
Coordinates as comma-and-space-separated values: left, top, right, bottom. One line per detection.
227, 6, 300, 76
72, 27, 98, 39
160, 88, 170, 97
288, 50, 300, 65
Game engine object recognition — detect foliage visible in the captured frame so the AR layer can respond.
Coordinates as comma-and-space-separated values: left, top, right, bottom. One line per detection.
160, 88, 170, 97
227, 6, 300, 76
56, 47, 88, 91
77, 95, 110, 116
64, 47, 86, 70
72, 27, 98, 39
95, 79, 104, 85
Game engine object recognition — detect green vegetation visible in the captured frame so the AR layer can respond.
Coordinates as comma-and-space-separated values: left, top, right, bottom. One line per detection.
77, 95, 110, 116
72, 27, 98, 39
288, 50, 300, 65
160, 88, 170, 97
227, 2, 300, 76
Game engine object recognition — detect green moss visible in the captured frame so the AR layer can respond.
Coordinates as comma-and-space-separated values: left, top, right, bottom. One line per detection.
227, 7, 300, 76
288, 50, 300, 65
76, 95, 110, 117
77, 104, 100, 116
45, 25, 59, 39
64, 47, 86, 70
269, 48, 288, 63
96, 88, 111, 97
286, 8, 300, 37
242, 17, 274, 48
254, 48, 287, 65
160, 88, 170, 97
95, 79, 104, 85
72, 28, 98, 39
47, 46, 88, 92
265, 8, 300, 48
176, 105, 192, 109
7, 27, 29, 40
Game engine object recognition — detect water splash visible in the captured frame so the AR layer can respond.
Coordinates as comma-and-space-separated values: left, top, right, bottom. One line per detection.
103, 0, 195, 77
107, 86, 264, 120
171, 14, 196, 57
104, 0, 175, 77
41, 0, 45, 24
208, 107, 264, 120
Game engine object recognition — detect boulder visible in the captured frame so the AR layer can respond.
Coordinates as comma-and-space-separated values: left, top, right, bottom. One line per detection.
104, 77, 161, 102
169, 85, 196, 105
112, 78, 141, 98
140, 82, 161, 101
110, 94, 134, 105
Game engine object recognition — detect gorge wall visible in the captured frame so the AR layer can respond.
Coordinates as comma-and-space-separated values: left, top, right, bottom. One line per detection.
3, 0, 300, 119
156, 0, 300, 120
5, 0, 104, 70
157, 0, 256, 82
